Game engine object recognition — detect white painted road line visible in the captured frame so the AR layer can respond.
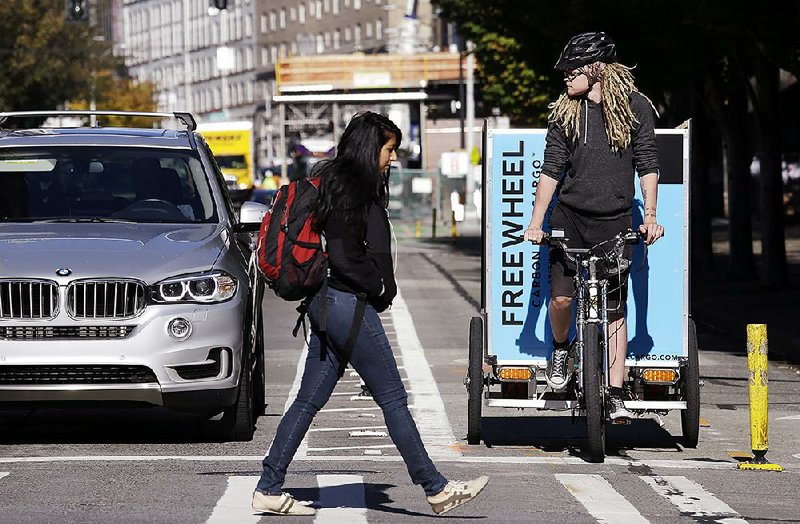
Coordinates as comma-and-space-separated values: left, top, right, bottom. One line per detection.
0, 455, 770, 470
640, 476, 749, 523
391, 287, 460, 459
308, 426, 387, 433
315, 474, 367, 524
556, 474, 650, 524
0, 472, 8, 480
307, 444, 396, 452
349, 430, 388, 437
205, 476, 260, 524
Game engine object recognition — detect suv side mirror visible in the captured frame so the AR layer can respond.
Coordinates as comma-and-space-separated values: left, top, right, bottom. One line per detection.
234, 201, 267, 233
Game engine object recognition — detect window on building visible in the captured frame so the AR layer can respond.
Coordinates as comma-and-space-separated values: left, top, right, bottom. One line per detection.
280, 8, 286, 28
354, 24, 361, 46
299, 4, 306, 23
324, 0, 330, 13
376, 18, 382, 40
271, 46, 278, 64
309, 1, 315, 17
270, 10, 276, 30
316, 0, 323, 19
334, 29, 341, 49
332, 0, 339, 15
365, 22, 372, 38
353, 0, 361, 9
245, 15, 253, 37
262, 46, 269, 65
290, 41, 297, 55
316, 33, 324, 54
344, 26, 351, 41
324, 31, 331, 47
261, 13, 267, 33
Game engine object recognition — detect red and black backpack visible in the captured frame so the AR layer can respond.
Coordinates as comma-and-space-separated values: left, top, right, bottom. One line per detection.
256, 176, 328, 301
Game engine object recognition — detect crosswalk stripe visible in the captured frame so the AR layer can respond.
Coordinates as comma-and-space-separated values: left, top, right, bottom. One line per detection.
556, 474, 650, 524
315, 474, 367, 523
390, 287, 460, 458
205, 476, 261, 524
640, 476, 749, 523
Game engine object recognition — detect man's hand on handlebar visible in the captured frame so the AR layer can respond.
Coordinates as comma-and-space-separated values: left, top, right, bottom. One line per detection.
638, 219, 665, 245
524, 225, 546, 244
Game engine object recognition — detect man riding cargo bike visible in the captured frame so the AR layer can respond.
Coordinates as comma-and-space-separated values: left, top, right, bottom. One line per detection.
523, 31, 664, 423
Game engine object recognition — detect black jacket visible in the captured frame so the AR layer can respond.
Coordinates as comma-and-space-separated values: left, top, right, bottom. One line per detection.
541, 91, 659, 217
324, 201, 397, 312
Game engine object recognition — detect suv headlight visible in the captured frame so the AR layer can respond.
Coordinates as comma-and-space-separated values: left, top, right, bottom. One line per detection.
151, 272, 237, 304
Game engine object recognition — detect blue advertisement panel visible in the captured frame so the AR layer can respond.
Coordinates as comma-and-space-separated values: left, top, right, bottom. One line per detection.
485, 128, 687, 366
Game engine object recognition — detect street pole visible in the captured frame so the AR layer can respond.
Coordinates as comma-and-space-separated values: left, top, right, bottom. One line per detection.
465, 41, 475, 205
183, 0, 192, 112
458, 48, 465, 149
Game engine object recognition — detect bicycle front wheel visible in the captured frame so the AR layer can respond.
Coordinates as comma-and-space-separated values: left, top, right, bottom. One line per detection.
583, 322, 606, 463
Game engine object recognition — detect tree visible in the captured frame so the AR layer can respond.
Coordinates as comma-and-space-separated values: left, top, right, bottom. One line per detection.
69, 69, 158, 128
434, 0, 800, 284
0, 0, 116, 116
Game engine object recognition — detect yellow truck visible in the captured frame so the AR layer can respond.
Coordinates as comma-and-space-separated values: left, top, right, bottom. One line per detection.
197, 121, 254, 202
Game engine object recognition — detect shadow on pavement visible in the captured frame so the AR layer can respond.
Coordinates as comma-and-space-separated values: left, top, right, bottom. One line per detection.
479, 416, 682, 455
0, 406, 251, 444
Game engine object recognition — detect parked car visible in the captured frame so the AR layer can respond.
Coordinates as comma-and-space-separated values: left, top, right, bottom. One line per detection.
0, 111, 268, 441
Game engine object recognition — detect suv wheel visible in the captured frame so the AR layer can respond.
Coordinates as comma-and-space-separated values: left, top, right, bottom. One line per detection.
212, 350, 256, 442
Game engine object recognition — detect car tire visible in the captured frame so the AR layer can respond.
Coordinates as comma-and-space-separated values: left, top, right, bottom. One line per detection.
253, 307, 266, 417
212, 350, 256, 442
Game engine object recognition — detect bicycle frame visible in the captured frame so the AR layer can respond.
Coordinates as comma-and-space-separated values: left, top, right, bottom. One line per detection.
573, 253, 611, 398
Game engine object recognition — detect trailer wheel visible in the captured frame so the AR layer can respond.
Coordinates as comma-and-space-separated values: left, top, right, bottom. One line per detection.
467, 316, 484, 445
681, 318, 700, 448
583, 323, 606, 463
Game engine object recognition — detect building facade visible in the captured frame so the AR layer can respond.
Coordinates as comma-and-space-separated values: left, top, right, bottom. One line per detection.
121, 0, 439, 119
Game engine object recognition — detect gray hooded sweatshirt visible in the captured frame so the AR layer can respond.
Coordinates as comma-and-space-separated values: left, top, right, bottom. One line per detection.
541, 91, 659, 218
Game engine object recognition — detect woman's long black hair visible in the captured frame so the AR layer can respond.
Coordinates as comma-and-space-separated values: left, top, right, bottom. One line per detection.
312, 111, 402, 230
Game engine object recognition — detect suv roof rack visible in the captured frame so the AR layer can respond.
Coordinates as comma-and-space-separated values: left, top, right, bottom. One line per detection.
0, 111, 197, 132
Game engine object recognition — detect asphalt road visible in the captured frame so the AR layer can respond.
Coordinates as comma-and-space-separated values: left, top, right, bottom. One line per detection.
1, 236, 799, 523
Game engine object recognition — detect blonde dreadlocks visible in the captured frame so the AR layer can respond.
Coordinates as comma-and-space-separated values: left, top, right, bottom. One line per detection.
548, 63, 658, 153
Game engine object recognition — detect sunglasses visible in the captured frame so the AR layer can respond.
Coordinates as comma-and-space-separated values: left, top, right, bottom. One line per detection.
564, 68, 586, 82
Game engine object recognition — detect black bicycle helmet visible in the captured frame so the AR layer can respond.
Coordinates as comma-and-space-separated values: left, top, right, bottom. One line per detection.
554, 32, 616, 71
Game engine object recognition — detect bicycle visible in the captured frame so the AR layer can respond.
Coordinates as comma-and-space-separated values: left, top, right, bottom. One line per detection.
540, 227, 644, 462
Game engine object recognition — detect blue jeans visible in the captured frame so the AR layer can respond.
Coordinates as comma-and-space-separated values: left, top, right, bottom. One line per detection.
256, 286, 448, 496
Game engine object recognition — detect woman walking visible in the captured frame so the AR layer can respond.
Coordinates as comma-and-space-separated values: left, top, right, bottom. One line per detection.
252, 111, 488, 516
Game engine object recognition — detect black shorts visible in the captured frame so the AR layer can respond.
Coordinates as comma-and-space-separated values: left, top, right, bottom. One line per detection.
548, 203, 632, 318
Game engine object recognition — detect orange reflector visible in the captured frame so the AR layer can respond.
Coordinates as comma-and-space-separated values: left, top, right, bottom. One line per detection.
642, 369, 678, 384
498, 367, 533, 381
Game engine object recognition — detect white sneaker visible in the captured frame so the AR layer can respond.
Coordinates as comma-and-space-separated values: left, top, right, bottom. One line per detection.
251, 491, 316, 516
427, 476, 489, 515
546, 347, 571, 391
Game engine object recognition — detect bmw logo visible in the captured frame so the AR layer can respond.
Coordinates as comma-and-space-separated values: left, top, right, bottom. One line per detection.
56, 268, 72, 277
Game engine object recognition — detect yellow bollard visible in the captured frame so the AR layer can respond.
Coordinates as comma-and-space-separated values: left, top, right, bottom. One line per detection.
738, 324, 783, 471
450, 211, 458, 242
415, 219, 422, 238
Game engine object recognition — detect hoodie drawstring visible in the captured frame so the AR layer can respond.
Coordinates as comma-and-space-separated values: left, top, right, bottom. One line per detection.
584, 100, 588, 146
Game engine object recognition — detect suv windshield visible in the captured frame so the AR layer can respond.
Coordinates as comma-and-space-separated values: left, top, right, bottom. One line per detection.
0, 147, 216, 224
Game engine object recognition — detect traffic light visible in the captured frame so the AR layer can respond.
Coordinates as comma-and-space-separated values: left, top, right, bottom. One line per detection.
65, 0, 89, 22
211, 0, 229, 9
